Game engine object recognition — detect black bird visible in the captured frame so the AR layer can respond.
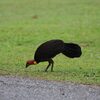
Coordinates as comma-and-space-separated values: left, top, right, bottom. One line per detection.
26, 39, 82, 72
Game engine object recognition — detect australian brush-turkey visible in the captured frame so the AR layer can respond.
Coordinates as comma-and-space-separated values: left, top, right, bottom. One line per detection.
26, 39, 82, 72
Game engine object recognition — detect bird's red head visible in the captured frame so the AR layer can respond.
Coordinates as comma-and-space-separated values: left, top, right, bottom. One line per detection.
26, 60, 37, 68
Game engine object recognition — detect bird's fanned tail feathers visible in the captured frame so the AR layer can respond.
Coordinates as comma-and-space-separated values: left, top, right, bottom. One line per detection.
62, 43, 82, 58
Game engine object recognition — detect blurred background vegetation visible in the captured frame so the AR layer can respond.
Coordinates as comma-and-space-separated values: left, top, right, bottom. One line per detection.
0, 0, 100, 85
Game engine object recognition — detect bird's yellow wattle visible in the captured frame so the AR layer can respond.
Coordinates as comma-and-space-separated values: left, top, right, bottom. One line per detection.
34, 61, 37, 64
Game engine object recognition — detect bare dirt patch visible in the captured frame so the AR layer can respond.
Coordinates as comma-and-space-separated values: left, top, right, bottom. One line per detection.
0, 76, 100, 100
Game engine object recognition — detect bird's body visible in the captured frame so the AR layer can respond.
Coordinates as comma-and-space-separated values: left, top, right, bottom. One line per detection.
26, 39, 82, 72
34, 40, 64, 63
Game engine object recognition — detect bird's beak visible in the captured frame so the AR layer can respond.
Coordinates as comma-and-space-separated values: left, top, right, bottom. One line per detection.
26, 63, 29, 68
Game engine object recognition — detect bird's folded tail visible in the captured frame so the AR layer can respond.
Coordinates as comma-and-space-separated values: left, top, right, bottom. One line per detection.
62, 43, 82, 58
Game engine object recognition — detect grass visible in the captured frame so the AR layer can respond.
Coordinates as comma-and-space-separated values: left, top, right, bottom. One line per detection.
0, 0, 100, 85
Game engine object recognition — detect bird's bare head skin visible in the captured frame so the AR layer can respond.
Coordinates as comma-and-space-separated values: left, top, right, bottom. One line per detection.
26, 60, 37, 68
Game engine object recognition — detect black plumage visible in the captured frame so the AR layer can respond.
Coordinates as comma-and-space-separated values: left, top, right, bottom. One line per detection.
26, 39, 82, 72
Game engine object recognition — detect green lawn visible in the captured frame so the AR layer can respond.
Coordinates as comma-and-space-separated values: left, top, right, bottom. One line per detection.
0, 0, 100, 85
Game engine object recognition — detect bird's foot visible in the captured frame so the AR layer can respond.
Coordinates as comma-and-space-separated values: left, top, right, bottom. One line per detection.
51, 70, 54, 72
44, 70, 48, 72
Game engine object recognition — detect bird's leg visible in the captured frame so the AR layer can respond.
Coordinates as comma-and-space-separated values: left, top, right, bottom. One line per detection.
51, 59, 54, 72
45, 60, 52, 72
